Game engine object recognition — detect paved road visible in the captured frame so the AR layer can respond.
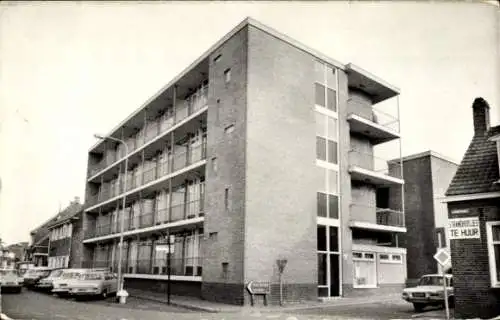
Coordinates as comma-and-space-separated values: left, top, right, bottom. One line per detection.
1, 288, 449, 320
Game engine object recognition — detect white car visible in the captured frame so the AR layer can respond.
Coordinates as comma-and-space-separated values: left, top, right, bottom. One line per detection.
68, 271, 118, 299
402, 274, 454, 312
52, 268, 107, 297
0, 269, 23, 293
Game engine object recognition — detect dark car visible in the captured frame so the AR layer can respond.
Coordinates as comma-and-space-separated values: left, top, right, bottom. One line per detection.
23, 268, 52, 288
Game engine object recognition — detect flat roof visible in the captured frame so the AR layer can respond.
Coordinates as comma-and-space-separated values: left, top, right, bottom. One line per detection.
89, 17, 400, 153
388, 150, 459, 165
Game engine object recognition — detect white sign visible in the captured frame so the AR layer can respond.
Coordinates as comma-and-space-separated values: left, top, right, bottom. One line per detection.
434, 248, 451, 266
449, 217, 480, 240
155, 244, 174, 253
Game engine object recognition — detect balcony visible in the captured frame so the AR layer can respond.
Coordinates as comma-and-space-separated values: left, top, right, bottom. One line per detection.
348, 150, 404, 186
87, 84, 208, 182
83, 257, 202, 278
86, 142, 207, 209
347, 108, 399, 145
349, 203, 406, 233
84, 199, 205, 242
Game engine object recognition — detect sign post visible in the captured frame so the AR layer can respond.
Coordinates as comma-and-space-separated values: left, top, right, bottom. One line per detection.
155, 234, 175, 305
434, 248, 451, 320
277, 259, 288, 306
246, 281, 271, 306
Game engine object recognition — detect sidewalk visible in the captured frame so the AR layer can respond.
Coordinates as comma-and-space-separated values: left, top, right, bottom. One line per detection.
126, 289, 402, 313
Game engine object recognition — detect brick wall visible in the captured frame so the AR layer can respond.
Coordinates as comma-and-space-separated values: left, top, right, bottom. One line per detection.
447, 199, 500, 319
125, 278, 201, 298
70, 217, 84, 268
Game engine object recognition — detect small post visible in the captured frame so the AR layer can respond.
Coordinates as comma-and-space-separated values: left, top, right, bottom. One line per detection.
443, 268, 450, 320
167, 232, 171, 305
276, 259, 288, 306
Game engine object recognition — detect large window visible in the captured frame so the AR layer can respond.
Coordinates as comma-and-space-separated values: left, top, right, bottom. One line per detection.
315, 112, 338, 164
314, 61, 337, 112
317, 225, 340, 297
487, 222, 500, 287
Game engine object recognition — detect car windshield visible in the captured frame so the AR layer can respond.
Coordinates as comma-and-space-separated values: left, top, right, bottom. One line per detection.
0, 270, 18, 277
81, 273, 103, 280
62, 272, 82, 279
419, 276, 451, 286
49, 270, 63, 277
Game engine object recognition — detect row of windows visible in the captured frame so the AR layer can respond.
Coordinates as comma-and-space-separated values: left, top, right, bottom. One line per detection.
352, 251, 403, 263
48, 256, 68, 269
50, 224, 72, 241
314, 61, 337, 112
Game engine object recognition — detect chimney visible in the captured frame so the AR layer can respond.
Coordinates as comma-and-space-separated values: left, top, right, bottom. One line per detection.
472, 97, 490, 136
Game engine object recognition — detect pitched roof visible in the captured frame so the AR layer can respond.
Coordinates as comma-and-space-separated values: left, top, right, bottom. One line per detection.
445, 124, 500, 196
46, 202, 83, 229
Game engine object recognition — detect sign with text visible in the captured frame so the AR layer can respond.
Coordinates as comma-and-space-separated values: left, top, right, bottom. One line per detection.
449, 217, 480, 240
155, 244, 174, 253
246, 281, 271, 295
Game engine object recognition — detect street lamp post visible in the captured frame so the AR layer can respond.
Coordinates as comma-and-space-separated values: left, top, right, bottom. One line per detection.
94, 134, 128, 298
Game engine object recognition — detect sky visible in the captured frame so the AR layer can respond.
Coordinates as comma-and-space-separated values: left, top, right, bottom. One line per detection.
0, 1, 498, 245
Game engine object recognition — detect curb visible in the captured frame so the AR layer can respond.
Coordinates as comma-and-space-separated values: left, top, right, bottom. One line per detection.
129, 294, 401, 313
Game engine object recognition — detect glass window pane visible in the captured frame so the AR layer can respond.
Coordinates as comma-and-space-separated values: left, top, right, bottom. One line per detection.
492, 225, 500, 241
327, 66, 336, 89
327, 88, 337, 111
317, 192, 327, 217
495, 245, 500, 282
317, 225, 327, 251
315, 83, 326, 107
328, 170, 338, 194
316, 137, 327, 161
329, 227, 339, 252
329, 253, 340, 297
316, 112, 327, 137
315, 61, 325, 84
317, 167, 327, 193
328, 194, 339, 219
327, 140, 338, 164
380, 254, 390, 260
327, 117, 337, 141
318, 253, 327, 285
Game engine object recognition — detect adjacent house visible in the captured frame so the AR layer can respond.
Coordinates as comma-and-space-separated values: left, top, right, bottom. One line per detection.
81, 17, 405, 305
389, 151, 458, 285
47, 197, 84, 269
444, 97, 500, 319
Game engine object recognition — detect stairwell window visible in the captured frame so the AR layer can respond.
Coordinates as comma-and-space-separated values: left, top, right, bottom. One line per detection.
224, 68, 231, 84
224, 187, 230, 210
486, 221, 500, 287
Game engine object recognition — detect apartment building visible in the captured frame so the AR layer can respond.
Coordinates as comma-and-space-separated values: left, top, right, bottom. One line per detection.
388, 151, 457, 286
47, 197, 83, 269
81, 17, 405, 305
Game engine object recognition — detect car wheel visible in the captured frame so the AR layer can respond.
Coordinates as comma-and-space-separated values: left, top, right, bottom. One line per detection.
413, 303, 426, 312
16, 287, 22, 294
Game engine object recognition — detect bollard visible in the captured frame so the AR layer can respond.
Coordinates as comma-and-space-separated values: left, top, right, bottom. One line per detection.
117, 289, 128, 304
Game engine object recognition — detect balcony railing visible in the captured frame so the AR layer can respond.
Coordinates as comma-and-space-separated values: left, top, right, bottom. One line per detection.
88, 85, 208, 179
348, 102, 400, 133
350, 203, 405, 228
83, 257, 203, 277
348, 150, 402, 179
87, 143, 207, 207
85, 199, 204, 240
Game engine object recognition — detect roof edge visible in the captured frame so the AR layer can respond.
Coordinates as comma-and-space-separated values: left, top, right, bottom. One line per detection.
388, 150, 460, 165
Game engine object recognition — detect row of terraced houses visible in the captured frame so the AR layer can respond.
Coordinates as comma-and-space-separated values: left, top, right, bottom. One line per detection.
26, 17, 474, 308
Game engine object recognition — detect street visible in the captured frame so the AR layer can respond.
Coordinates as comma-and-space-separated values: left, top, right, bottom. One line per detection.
1, 289, 449, 320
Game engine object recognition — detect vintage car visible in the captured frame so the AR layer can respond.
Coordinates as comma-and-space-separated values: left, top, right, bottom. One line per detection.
0, 269, 23, 293
402, 274, 454, 312
34, 269, 65, 292
68, 271, 118, 299
22, 267, 52, 288
52, 268, 108, 297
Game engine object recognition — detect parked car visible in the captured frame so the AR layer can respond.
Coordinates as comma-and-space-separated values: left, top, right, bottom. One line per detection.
0, 269, 23, 293
34, 269, 64, 292
52, 268, 108, 297
402, 274, 454, 312
68, 271, 118, 299
23, 268, 52, 288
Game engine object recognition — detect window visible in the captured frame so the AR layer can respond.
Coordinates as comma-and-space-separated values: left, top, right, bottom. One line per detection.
487, 222, 500, 287
315, 111, 338, 164
329, 227, 339, 252
315, 83, 326, 107
214, 54, 222, 63
318, 253, 327, 285
379, 254, 390, 261
316, 137, 327, 161
379, 253, 403, 264
317, 193, 327, 217
328, 194, 338, 219
224, 124, 234, 134
317, 226, 327, 251
317, 192, 338, 219
224, 188, 230, 210
212, 157, 218, 173
224, 68, 231, 83
314, 61, 337, 112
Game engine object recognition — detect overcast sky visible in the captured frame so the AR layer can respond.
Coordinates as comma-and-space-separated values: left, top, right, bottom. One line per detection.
0, 1, 498, 245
